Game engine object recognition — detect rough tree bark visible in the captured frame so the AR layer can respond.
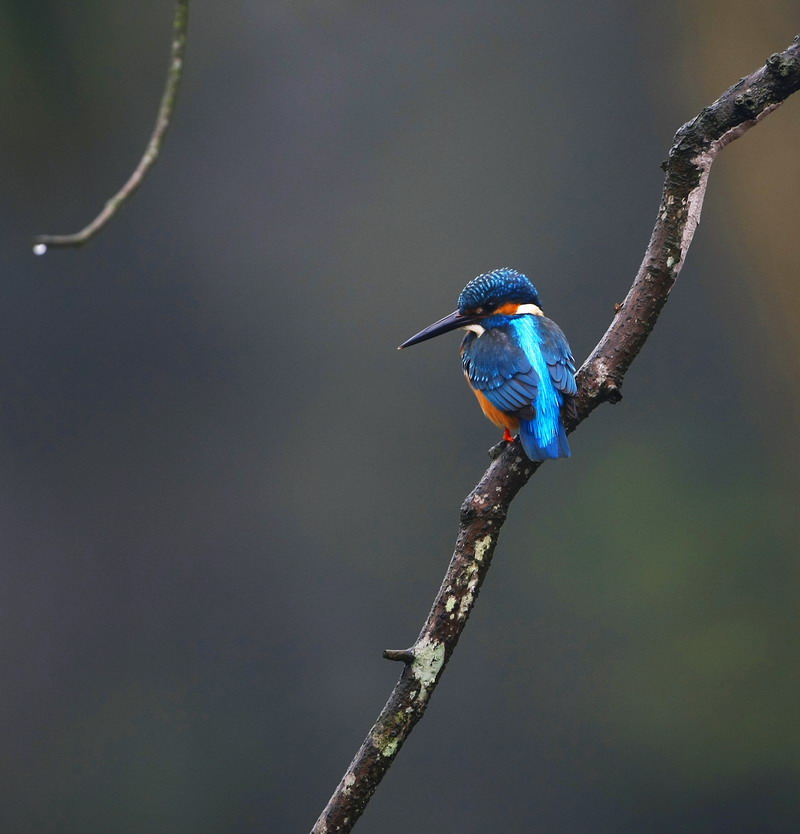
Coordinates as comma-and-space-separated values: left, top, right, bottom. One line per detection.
311, 34, 800, 834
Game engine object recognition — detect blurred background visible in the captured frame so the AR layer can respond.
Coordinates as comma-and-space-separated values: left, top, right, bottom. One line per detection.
1, 2, 799, 832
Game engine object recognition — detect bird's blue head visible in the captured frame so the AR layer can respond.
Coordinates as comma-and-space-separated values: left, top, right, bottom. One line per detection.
457, 268, 541, 316
399, 267, 543, 349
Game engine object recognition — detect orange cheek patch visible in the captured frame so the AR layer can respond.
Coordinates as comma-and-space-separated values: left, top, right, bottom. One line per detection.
496, 302, 519, 315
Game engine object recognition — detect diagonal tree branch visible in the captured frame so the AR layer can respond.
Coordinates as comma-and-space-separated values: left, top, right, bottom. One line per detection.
311, 34, 800, 834
32, 0, 190, 253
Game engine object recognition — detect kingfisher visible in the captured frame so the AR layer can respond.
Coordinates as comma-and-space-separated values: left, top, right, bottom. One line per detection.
399, 268, 577, 461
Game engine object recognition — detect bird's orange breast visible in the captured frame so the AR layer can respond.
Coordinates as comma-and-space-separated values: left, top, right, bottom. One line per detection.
469, 386, 520, 433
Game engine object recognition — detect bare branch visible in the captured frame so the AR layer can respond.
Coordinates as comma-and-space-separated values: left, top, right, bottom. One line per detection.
311, 34, 800, 834
32, 0, 190, 253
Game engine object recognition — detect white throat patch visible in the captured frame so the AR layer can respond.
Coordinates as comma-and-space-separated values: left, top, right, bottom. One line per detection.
516, 303, 543, 316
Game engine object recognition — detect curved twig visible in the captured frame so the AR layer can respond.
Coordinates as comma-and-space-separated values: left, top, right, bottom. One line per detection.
32, 0, 189, 253
311, 35, 800, 834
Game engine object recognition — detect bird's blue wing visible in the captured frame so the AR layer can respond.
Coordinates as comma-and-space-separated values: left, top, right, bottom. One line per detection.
537, 317, 578, 397
461, 326, 539, 417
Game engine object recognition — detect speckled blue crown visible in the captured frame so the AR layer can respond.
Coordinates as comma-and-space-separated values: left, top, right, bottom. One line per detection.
457, 268, 540, 312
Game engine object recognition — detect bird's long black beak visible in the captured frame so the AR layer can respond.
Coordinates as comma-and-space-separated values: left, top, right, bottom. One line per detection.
398, 310, 480, 349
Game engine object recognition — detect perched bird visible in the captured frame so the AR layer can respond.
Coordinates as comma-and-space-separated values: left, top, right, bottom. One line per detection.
399, 268, 577, 461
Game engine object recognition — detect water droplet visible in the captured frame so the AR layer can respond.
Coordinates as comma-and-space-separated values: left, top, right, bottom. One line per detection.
33, 243, 48, 256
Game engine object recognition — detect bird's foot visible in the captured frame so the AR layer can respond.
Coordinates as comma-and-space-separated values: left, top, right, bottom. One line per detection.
489, 429, 517, 459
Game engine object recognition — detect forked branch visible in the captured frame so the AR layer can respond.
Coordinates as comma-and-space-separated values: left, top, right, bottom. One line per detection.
311, 34, 800, 834
32, 0, 189, 252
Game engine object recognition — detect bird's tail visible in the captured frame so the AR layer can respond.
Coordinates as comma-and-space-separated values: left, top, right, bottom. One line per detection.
518, 419, 571, 461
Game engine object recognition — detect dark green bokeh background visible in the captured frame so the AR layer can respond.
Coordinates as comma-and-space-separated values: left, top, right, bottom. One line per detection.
2, 3, 799, 832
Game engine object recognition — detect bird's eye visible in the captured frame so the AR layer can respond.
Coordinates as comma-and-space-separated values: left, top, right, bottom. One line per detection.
484, 301, 498, 312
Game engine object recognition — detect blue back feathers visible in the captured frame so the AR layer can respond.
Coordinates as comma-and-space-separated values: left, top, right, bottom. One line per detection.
458, 268, 540, 313
511, 316, 574, 460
